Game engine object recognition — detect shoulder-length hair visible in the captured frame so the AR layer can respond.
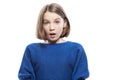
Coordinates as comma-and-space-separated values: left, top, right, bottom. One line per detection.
36, 3, 70, 40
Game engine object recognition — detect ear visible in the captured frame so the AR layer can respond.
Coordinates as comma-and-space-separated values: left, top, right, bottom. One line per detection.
63, 20, 67, 28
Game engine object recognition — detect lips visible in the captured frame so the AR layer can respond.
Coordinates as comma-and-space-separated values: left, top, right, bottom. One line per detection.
49, 33, 56, 38
50, 33, 56, 35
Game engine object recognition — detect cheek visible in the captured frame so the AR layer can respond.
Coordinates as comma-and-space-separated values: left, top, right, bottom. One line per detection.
43, 27, 49, 34
57, 26, 64, 33
57, 23, 64, 29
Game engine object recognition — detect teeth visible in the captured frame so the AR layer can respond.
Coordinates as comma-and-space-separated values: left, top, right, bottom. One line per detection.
49, 33, 55, 38
50, 33, 55, 35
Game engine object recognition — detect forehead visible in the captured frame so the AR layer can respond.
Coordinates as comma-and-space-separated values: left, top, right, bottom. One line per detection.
43, 11, 63, 20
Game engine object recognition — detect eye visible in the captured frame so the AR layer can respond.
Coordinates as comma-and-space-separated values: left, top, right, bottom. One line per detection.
55, 20, 60, 24
43, 21, 49, 25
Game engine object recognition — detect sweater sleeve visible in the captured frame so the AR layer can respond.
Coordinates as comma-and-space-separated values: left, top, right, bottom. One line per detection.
18, 46, 35, 80
72, 45, 89, 80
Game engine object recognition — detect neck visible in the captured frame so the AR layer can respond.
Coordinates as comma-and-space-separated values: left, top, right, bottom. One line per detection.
45, 38, 66, 44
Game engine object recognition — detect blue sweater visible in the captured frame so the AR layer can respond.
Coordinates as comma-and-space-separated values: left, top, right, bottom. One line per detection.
18, 41, 89, 80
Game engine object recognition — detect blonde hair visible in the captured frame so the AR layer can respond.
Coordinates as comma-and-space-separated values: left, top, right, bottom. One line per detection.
36, 3, 70, 40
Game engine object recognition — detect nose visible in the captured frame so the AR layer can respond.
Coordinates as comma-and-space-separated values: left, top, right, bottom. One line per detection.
49, 23, 55, 31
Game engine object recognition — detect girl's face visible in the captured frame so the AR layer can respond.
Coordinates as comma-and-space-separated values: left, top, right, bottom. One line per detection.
43, 11, 66, 43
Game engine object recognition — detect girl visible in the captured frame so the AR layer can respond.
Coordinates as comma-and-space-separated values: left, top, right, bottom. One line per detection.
18, 3, 89, 80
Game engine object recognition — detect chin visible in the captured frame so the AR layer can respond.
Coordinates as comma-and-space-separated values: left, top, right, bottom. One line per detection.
47, 38, 60, 43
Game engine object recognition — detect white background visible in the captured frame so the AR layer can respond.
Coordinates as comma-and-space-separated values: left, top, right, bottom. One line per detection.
0, 0, 120, 80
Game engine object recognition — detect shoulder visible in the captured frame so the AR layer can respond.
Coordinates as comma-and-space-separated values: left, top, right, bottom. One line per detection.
67, 41, 86, 53
25, 42, 43, 49
67, 41, 84, 48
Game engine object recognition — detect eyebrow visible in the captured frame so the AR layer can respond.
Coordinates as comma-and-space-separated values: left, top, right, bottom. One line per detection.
43, 18, 61, 21
55, 18, 61, 20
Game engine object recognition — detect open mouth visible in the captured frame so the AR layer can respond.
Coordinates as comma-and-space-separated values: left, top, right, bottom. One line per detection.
49, 33, 56, 38
50, 33, 56, 35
